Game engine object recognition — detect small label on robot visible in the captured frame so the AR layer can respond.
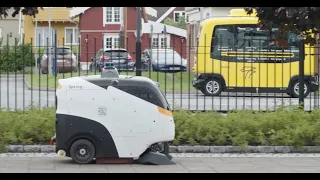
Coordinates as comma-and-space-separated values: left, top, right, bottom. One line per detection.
98, 106, 107, 117
69, 85, 83, 89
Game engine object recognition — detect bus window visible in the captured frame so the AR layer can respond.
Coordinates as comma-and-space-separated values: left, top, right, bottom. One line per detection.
210, 25, 234, 59
234, 24, 300, 63
211, 24, 300, 63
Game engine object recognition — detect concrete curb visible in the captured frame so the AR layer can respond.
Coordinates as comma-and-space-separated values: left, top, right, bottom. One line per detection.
5, 145, 320, 153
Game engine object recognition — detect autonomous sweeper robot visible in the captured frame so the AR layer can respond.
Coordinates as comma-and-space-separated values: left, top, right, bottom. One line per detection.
54, 63, 175, 165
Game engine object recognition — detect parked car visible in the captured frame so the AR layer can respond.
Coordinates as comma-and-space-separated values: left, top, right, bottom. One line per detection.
38, 46, 78, 74
142, 49, 187, 72
90, 48, 135, 72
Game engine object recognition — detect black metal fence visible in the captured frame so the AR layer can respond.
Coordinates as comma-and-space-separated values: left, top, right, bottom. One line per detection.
0, 32, 319, 112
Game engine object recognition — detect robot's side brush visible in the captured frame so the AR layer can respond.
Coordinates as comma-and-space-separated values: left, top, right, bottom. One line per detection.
49, 133, 56, 145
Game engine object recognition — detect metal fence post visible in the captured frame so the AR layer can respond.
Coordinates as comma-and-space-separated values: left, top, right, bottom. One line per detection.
299, 39, 305, 108
136, 7, 142, 76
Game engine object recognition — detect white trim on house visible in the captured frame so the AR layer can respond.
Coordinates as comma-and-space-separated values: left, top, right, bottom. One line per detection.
185, 8, 200, 15
64, 27, 79, 45
156, 7, 176, 23
173, 10, 186, 22
69, 7, 90, 18
145, 7, 157, 18
151, 34, 170, 49
102, 7, 123, 26
142, 20, 187, 38
103, 33, 120, 50
70, 7, 157, 19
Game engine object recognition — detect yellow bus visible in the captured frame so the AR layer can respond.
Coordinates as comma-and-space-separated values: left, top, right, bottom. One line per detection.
192, 9, 319, 98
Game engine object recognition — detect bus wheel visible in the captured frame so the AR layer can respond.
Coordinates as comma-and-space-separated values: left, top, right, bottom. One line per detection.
201, 78, 222, 96
291, 81, 310, 98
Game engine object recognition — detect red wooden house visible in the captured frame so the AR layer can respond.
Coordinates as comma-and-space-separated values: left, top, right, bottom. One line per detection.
69, 7, 187, 70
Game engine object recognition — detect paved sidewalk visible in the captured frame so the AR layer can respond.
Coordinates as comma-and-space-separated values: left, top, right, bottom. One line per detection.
1, 155, 320, 173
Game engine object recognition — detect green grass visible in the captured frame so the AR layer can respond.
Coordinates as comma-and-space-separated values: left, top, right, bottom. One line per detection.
24, 71, 196, 92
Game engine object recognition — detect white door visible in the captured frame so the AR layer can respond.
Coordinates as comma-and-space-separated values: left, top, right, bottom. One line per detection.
103, 34, 120, 50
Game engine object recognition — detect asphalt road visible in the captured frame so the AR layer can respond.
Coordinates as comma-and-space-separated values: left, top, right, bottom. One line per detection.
1, 75, 319, 111
1, 153, 320, 173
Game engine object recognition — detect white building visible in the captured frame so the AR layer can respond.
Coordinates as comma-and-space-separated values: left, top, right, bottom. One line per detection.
185, 7, 239, 23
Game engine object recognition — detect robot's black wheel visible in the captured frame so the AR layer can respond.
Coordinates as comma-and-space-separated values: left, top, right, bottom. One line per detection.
70, 139, 96, 164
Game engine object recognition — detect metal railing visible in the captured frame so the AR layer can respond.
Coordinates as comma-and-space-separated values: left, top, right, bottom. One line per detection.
0, 33, 319, 112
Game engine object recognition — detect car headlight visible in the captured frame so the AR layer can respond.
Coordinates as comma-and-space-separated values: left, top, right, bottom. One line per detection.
183, 59, 187, 66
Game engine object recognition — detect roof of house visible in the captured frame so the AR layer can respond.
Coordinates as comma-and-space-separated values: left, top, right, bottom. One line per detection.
155, 7, 176, 23
147, 7, 171, 22
69, 7, 157, 19
33, 7, 77, 22
185, 7, 199, 12
148, 7, 182, 23
141, 20, 187, 38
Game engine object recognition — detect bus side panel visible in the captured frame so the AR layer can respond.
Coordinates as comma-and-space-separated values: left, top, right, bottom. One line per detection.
196, 18, 316, 91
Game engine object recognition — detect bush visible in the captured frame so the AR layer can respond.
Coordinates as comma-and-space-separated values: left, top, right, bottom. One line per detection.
0, 107, 55, 151
173, 108, 320, 147
0, 43, 35, 73
1, 106, 320, 152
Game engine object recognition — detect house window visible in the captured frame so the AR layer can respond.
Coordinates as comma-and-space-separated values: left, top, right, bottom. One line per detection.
65, 27, 79, 45
103, 34, 120, 49
160, 38, 166, 48
35, 27, 50, 47
173, 11, 186, 22
151, 34, 170, 49
152, 38, 159, 48
103, 7, 122, 24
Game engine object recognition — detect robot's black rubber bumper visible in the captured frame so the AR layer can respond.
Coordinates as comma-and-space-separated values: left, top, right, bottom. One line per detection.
55, 114, 119, 158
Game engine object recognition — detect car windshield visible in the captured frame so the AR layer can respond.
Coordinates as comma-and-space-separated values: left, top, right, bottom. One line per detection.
104, 50, 131, 58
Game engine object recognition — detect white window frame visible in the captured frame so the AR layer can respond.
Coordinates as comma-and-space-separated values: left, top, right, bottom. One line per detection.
151, 34, 170, 49
102, 7, 123, 25
35, 27, 50, 47
103, 34, 120, 50
173, 11, 186, 22
64, 27, 79, 45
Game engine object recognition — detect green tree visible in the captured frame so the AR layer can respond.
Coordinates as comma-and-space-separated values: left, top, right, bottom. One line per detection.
245, 7, 320, 46
0, 7, 42, 18
164, 15, 187, 30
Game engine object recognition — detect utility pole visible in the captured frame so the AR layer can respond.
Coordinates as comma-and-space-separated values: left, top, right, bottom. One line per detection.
136, 7, 142, 76
48, 7, 52, 75
18, 9, 22, 44
124, 7, 128, 48
199, 7, 204, 22
150, 24, 153, 71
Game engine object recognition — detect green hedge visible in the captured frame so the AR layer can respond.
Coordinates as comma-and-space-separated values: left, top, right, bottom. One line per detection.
1, 107, 320, 152
0, 43, 35, 72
